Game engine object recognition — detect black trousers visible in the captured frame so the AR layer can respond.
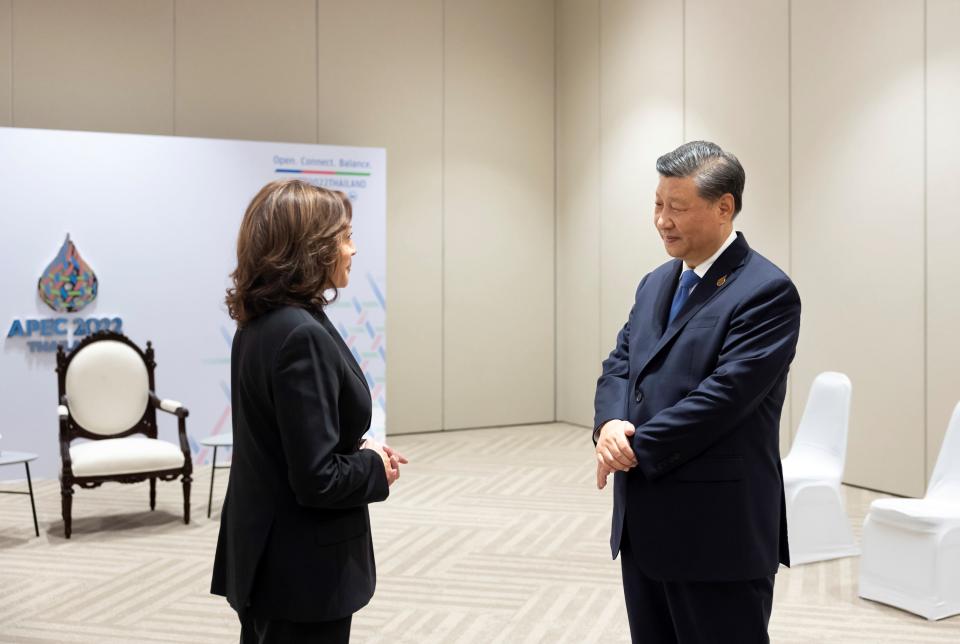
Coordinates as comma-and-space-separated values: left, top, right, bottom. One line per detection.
239, 613, 352, 644
620, 529, 774, 644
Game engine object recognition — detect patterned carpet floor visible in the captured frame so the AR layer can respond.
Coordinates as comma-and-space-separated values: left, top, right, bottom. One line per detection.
0, 423, 958, 643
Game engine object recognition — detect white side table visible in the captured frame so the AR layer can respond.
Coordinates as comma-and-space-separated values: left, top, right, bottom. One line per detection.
0, 451, 39, 537
200, 434, 233, 518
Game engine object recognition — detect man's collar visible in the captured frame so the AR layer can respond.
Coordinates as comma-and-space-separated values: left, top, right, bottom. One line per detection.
684, 228, 737, 279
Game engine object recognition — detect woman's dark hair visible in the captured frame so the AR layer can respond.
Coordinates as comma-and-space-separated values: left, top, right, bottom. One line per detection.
226, 179, 351, 326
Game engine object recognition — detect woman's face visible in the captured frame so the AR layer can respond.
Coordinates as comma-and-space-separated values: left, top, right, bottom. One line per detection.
330, 225, 356, 289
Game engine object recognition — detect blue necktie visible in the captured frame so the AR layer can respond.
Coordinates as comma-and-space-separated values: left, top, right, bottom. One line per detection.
668, 269, 700, 325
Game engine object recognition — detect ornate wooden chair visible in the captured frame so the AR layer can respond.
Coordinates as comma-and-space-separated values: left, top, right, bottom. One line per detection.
56, 330, 192, 538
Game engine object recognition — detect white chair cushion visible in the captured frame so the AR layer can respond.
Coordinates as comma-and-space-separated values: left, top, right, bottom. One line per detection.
69, 437, 185, 477
66, 340, 149, 436
868, 498, 960, 532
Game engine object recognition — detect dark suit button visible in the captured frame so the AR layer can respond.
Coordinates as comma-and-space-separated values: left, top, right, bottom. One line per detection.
635, 387, 644, 404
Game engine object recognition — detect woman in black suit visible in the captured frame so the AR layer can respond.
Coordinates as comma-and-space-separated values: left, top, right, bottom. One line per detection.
211, 179, 405, 643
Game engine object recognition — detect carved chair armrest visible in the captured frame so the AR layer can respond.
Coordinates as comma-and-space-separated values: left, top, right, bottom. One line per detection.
58, 396, 73, 473
149, 393, 192, 464
151, 394, 188, 418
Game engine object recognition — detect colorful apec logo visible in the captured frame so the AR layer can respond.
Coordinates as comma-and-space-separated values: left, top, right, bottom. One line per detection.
7, 235, 122, 353
38, 234, 98, 312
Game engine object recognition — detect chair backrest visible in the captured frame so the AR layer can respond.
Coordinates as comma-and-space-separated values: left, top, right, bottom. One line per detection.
64, 339, 150, 436
928, 401, 960, 501
789, 372, 853, 471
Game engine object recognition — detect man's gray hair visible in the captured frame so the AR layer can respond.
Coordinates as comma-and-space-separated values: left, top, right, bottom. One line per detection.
656, 141, 745, 215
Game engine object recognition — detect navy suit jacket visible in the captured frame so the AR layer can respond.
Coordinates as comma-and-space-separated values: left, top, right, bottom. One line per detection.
594, 232, 800, 582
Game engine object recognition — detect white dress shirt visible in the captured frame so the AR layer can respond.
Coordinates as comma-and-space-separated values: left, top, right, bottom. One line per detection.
682, 228, 737, 292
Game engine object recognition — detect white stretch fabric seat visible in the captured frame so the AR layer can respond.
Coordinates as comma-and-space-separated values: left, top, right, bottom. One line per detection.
782, 372, 858, 564
70, 436, 186, 477
859, 402, 960, 620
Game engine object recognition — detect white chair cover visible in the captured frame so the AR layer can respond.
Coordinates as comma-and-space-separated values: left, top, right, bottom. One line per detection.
859, 402, 960, 620
782, 372, 858, 564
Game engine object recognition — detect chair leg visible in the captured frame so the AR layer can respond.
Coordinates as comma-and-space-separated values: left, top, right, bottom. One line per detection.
26, 463, 39, 538
207, 446, 218, 519
149, 476, 157, 511
61, 484, 73, 539
182, 474, 192, 525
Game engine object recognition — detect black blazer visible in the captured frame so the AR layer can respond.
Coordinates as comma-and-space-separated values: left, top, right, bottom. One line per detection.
211, 305, 389, 621
594, 233, 801, 581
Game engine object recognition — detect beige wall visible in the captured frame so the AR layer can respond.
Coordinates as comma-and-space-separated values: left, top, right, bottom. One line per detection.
3, 1, 956, 493
311, 0, 445, 435
0, 1, 10, 126
599, 0, 684, 384
175, 0, 317, 143
927, 0, 960, 483
791, 0, 926, 497
0, 0, 555, 435
557, 0, 956, 497
442, 0, 555, 429
556, 0, 688, 429
684, 0, 792, 448
556, 0, 791, 439
556, 0, 600, 428
12, 0, 173, 134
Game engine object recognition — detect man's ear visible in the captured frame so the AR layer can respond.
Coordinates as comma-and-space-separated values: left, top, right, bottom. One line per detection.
717, 193, 735, 221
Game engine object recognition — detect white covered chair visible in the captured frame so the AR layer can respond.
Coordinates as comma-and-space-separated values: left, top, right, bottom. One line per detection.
782, 371, 858, 564
859, 402, 960, 620
56, 331, 192, 538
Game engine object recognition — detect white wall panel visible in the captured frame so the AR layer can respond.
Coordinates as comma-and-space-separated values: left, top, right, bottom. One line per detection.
444, 0, 555, 429
0, 0, 10, 126
926, 0, 960, 482
12, 0, 173, 134
175, 0, 316, 143
556, 0, 601, 428
791, 0, 925, 496
599, 0, 683, 368
314, 0, 443, 434
685, 0, 793, 451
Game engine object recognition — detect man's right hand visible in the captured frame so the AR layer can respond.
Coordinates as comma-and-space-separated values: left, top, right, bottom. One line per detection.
596, 419, 638, 472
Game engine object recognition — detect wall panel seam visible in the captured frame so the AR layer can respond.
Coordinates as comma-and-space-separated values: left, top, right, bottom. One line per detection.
172, 0, 177, 134
440, 0, 447, 430
9, 0, 13, 124
787, 0, 793, 443
553, 0, 559, 423
597, 0, 603, 383
681, 0, 686, 141
922, 0, 928, 488
787, 0, 793, 279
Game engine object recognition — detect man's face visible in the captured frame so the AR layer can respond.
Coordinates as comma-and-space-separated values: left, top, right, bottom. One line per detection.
654, 175, 732, 267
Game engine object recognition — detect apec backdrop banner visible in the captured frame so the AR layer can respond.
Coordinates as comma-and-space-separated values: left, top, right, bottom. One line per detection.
0, 127, 387, 479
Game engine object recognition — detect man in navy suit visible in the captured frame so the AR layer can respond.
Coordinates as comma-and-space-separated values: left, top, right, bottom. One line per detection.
594, 141, 800, 643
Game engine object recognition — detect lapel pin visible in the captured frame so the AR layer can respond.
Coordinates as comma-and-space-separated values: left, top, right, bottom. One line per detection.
716, 276, 727, 287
